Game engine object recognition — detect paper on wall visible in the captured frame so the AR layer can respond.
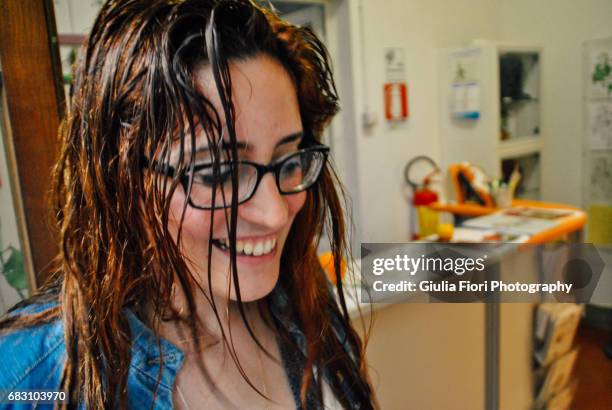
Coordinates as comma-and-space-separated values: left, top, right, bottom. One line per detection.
587, 150, 612, 202
384, 47, 406, 82
589, 49, 612, 99
588, 101, 612, 149
449, 48, 481, 120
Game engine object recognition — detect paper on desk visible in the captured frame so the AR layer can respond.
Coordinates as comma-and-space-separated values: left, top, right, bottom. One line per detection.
449, 227, 494, 242
462, 213, 558, 236
450, 227, 529, 243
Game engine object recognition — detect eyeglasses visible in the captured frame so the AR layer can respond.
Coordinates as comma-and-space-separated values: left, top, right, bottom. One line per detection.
152, 145, 329, 210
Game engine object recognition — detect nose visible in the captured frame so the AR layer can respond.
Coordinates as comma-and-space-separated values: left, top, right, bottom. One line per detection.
238, 172, 289, 230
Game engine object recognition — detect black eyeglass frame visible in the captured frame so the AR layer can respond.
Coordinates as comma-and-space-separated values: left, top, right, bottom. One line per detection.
149, 145, 330, 210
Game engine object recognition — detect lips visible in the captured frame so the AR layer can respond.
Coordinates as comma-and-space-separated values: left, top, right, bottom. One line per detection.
211, 236, 277, 256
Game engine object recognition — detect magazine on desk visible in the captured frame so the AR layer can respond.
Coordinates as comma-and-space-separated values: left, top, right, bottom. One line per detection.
461, 206, 580, 236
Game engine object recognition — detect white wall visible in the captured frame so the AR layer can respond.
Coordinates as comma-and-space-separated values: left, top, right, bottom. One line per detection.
53, 0, 99, 35
343, 0, 499, 242
498, 0, 612, 207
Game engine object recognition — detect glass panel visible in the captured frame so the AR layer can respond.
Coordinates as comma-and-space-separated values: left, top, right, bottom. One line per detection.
500, 52, 540, 140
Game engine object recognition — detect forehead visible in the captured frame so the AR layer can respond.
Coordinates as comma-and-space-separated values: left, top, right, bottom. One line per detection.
188, 54, 302, 148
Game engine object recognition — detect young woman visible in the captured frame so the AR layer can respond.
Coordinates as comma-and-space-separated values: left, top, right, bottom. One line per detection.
0, 0, 376, 408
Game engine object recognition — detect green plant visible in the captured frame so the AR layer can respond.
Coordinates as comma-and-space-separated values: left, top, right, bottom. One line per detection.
0, 246, 26, 299
0, 219, 27, 300
592, 52, 612, 95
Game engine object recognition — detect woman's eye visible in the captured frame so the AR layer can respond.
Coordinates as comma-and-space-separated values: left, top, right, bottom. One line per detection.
282, 157, 303, 174
192, 165, 232, 186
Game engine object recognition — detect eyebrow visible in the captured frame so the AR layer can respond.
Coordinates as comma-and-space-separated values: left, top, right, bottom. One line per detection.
193, 131, 303, 154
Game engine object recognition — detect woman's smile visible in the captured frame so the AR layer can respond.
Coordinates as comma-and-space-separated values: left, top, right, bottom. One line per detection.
211, 234, 279, 263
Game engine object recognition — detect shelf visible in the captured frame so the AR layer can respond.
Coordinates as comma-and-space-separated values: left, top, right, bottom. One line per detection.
497, 137, 543, 159
496, 44, 543, 54
502, 97, 539, 104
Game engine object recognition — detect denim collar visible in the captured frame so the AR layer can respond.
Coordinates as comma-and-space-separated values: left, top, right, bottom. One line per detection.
124, 281, 306, 394
17, 284, 309, 404
125, 309, 185, 391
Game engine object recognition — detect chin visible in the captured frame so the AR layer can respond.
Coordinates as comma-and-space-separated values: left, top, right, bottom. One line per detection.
205, 249, 283, 303
209, 235, 286, 302
228, 266, 281, 302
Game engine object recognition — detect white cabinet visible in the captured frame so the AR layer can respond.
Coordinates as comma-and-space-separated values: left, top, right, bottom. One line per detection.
439, 40, 543, 200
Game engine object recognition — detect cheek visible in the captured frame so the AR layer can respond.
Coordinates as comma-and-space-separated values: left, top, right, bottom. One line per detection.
168, 192, 224, 244
286, 191, 307, 219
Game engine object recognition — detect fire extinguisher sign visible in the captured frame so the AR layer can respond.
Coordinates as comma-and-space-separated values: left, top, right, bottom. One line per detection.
384, 82, 409, 121
384, 48, 409, 123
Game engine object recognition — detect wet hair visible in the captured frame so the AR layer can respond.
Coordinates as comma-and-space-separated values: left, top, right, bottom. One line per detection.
0, 0, 375, 408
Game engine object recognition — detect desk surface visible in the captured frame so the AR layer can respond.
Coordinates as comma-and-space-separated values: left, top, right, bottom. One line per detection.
430, 199, 587, 244
333, 200, 586, 316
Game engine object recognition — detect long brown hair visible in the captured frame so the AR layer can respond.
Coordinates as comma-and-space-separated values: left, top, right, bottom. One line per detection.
0, 0, 375, 408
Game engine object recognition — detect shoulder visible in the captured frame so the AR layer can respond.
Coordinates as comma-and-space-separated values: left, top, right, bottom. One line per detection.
0, 299, 65, 393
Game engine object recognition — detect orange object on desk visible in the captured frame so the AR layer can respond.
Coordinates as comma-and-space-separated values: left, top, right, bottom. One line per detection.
448, 163, 495, 207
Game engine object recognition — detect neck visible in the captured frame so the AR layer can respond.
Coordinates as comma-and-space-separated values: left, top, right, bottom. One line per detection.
153, 279, 272, 354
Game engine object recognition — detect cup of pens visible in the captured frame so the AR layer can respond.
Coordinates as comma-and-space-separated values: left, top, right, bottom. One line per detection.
491, 166, 521, 208
492, 183, 512, 208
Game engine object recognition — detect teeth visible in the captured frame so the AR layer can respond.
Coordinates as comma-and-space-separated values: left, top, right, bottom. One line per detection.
264, 239, 272, 254
214, 237, 277, 256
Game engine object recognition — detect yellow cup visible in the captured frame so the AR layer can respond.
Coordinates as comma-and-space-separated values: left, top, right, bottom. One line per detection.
437, 223, 454, 242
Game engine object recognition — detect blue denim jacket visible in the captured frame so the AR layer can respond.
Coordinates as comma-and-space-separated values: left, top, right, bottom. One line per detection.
0, 283, 362, 409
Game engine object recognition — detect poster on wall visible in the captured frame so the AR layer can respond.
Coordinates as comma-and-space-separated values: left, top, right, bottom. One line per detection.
588, 101, 612, 149
449, 48, 481, 120
384, 47, 406, 82
588, 150, 612, 203
588, 49, 612, 99
584, 39, 612, 248
384, 48, 409, 125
